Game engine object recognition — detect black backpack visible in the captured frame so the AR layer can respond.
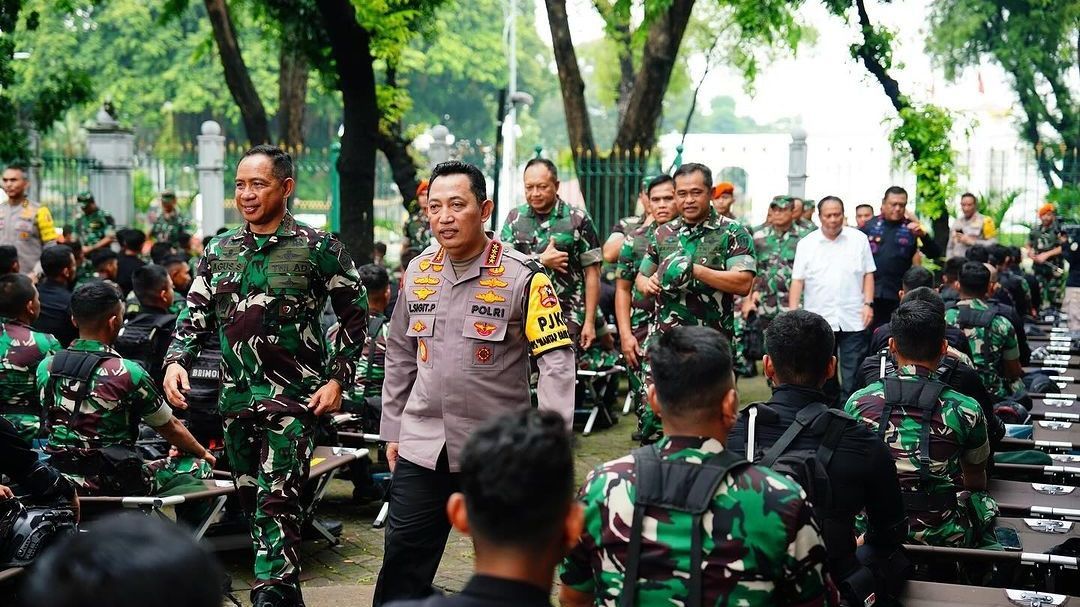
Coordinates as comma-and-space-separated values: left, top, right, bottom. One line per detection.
621, 444, 750, 607
114, 313, 177, 381
879, 376, 957, 513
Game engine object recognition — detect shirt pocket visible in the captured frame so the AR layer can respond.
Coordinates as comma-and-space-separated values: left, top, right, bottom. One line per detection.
212, 282, 241, 323
407, 314, 435, 369
461, 316, 509, 373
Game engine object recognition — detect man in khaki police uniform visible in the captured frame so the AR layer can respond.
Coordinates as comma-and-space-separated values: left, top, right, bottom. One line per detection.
0, 165, 58, 274
375, 160, 576, 605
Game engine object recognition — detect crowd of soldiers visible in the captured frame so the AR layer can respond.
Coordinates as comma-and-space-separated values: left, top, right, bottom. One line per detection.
0, 149, 1075, 607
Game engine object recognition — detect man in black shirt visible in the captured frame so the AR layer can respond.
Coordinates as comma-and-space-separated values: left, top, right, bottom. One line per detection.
115, 228, 147, 297
728, 310, 908, 605
388, 409, 578, 607
0, 415, 77, 512
32, 245, 77, 347
868, 267, 972, 358
861, 186, 941, 329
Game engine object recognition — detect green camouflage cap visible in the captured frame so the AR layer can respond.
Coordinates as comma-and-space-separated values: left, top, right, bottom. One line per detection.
658, 250, 694, 290
76, 191, 94, 204
770, 195, 794, 209
161, 189, 176, 200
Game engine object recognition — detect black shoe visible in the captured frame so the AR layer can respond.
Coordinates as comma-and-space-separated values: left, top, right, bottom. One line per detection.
251, 586, 304, 607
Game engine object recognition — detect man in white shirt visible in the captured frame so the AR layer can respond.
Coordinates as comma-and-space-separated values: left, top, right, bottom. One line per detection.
789, 196, 876, 404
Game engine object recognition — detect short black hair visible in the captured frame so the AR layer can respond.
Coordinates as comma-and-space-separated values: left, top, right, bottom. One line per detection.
357, 263, 389, 292
70, 281, 122, 325
240, 144, 294, 182
764, 310, 835, 386
89, 248, 118, 268
523, 158, 559, 181
162, 254, 187, 269
901, 265, 934, 291
429, 160, 487, 206
960, 192, 976, 202
119, 228, 146, 252
988, 244, 1009, 266
459, 409, 573, 548
890, 299, 945, 362
647, 174, 674, 196
150, 241, 175, 265
3, 164, 28, 178
374, 242, 387, 256
965, 244, 989, 263
942, 256, 967, 282
883, 186, 908, 199
41, 245, 75, 279
132, 264, 171, 305
1008, 246, 1022, 265
649, 325, 733, 417
22, 513, 226, 607
900, 286, 946, 318
0, 245, 17, 273
672, 163, 713, 190
0, 274, 35, 317
855, 203, 874, 213
177, 232, 192, 249
958, 261, 991, 296
818, 195, 844, 214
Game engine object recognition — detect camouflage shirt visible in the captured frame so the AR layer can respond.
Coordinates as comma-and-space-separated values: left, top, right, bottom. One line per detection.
38, 339, 173, 449
616, 221, 659, 336
151, 212, 192, 246
0, 318, 61, 442
944, 298, 1019, 399
72, 208, 116, 248
500, 198, 602, 330
751, 222, 803, 319
165, 212, 369, 417
1029, 220, 1065, 263
844, 365, 990, 547
328, 312, 388, 402
611, 214, 646, 238
560, 436, 837, 606
402, 201, 432, 253
639, 208, 756, 340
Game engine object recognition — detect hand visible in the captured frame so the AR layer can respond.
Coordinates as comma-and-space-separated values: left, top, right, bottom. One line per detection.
539, 237, 570, 273
861, 304, 874, 329
620, 333, 642, 369
741, 295, 756, 319
308, 379, 344, 417
70, 494, 80, 523
907, 221, 925, 237
0, 484, 12, 499
81, 245, 92, 256
645, 274, 661, 295
199, 449, 218, 468
580, 321, 596, 350
386, 442, 400, 473
163, 363, 190, 409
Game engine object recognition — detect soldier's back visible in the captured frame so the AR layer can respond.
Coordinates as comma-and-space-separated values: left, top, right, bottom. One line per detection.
0, 320, 60, 441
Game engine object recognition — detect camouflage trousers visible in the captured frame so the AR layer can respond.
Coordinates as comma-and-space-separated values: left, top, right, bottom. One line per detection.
634, 357, 663, 444
224, 410, 316, 596
1, 412, 41, 445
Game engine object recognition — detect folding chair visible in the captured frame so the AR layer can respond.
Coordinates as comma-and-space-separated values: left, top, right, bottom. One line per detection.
303, 446, 367, 543
993, 462, 1080, 485
899, 580, 1077, 606
80, 479, 236, 541
998, 516, 1080, 554
575, 365, 625, 436
991, 478, 1080, 521
1031, 397, 1080, 422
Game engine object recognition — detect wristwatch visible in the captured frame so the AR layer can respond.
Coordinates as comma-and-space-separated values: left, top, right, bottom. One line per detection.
863, 302, 874, 307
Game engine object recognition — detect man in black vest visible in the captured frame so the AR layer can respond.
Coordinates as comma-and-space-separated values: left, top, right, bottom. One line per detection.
115, 264, 177, 386
728, 310, 908, 605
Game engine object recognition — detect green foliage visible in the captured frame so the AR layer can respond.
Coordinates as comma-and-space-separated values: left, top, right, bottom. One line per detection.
888, 103, 960, 220
1047, 186, 1080, 222
975, 188, 1021, 230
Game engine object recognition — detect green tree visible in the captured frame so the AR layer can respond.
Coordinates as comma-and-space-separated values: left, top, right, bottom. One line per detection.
926, 0, 1080, 189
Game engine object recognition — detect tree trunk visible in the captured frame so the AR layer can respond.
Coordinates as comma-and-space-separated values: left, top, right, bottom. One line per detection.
315, 0, 376, 264
612, 0, 695, 151
852, 0, 906, 117
278, 41, 309, 148
204, 0, 271, 145
544, 0, 596, 159
375, 129, 420, 212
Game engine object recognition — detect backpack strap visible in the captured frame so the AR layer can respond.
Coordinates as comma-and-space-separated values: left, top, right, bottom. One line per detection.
364, 315, 387, 385
759, 403, 829, 468
882, 376, 953, 508
956, 306, 996, 329
622, 444, 748, 607
47, 350, 118, 433
936, 355, 960, 385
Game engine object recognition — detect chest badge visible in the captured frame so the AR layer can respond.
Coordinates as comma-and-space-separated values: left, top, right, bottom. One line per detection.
473, 322, 497, 337
414, 276, 440, 286
411, 320, 427, 333
479, 277, 508, 288
414, 288, 437, 301
474, 344, 494, 365
475, 290, 506, 304
487, 265, 506, 277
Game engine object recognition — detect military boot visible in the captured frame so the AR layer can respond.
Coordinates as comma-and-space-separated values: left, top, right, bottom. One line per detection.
251, 585, 305, 607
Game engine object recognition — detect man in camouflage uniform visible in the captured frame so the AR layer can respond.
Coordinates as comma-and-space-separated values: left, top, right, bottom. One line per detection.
150, 190, 191, 247
792, 197, 816, 233
944, 262, 1023, 401
743, 195, 805, 329
0, 274, 61, 443
164, 145, 368, 607
846, 299, 994, 548
602, 177, 652, 265
38, 282, 214, 496
1028, 203, 1066, 310
560, 326, 837, 607
615, 175, 678, 441
501, 158, 602, 349
71, 191, 115, 256
402, 180, 433, 256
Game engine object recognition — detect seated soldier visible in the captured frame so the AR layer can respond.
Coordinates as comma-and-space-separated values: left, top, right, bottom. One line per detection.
856, 287, 1005, 453
989, 244, 1032, 318
163, 254, 192, 298
944, 262, 1023, 402
728, 310, 909, 606
846, 300, 995, 548
0, 244, 18, 275
387, 409, 579, 607
939, 256, 966, 309
0, 274, 61, 444
89, 248, 119, 285
868, 266, 972, 358
115, 265, 178, 386
36, 282, 215, 496
560, 326, 838, 607
981, 262, 1030, 365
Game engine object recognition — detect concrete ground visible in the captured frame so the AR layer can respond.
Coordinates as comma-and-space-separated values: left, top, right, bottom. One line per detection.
218, 374, 773, 606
